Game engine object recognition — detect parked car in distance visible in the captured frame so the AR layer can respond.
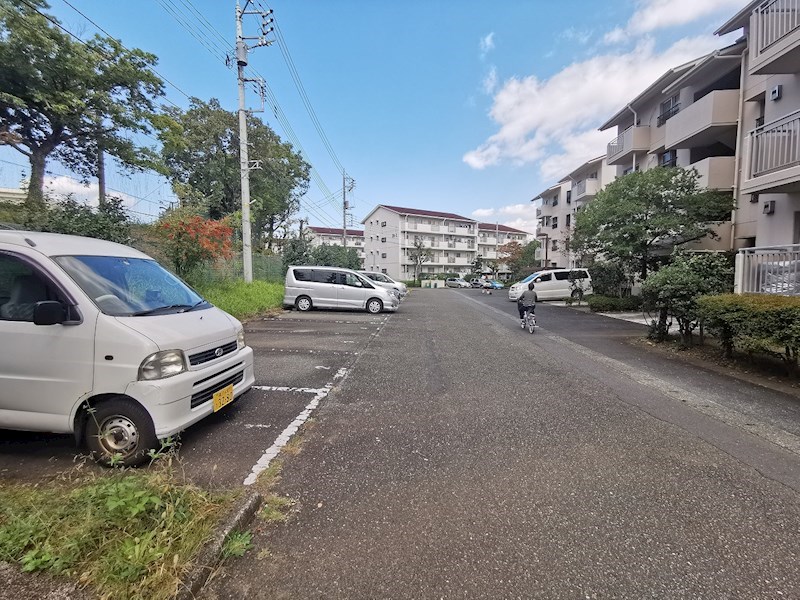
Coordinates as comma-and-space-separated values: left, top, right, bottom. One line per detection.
284, 266, 399, 314
359, 271, 408, 298
470, 278, 483, 288
482, 279, 504, 289
0, 230, 255, 466
508, 268, 593, 301
445, 277, 470, 288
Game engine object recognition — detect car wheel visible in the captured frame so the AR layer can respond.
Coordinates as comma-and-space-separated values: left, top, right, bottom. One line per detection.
366, 298, 383, 314
84, 398, 158, 467
296, 296, 313, 311
571, 289, 584, 300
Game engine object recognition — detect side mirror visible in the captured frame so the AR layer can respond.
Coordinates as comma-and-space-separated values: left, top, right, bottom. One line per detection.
33, 301, 65, 326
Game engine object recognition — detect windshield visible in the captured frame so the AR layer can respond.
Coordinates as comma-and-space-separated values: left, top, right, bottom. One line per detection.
521, 272, 540, 284
54, 255, 206, 317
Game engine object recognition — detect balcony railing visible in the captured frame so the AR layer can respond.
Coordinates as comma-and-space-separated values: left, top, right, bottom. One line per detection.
575, 180, 586, 196
447, 257, 456, 264
657, 103, 681, 127
447, 242, 456, 248
753, 0, 800, 57
749, 110, 800, 178
736, 244, 800, 295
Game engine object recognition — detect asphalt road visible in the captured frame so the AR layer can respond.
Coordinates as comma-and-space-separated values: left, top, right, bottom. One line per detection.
201, 288, 800, 599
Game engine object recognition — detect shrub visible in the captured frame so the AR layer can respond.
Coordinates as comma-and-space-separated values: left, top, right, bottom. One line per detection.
589, 262, 630, 297
157, 208, 233, 278
698, 293, 800, 372
586, 294, 642, 312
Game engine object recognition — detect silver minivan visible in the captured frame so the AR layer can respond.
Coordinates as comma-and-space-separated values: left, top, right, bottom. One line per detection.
283, 266, 399, 314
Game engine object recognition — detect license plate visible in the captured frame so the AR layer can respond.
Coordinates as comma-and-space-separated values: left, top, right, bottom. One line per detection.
212, 384, 234, 412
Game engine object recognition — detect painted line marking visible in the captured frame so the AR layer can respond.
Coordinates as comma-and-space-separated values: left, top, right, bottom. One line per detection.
244, 367, 348, 486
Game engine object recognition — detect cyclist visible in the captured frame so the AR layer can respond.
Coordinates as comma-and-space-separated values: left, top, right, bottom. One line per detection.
518, 282, 537, 328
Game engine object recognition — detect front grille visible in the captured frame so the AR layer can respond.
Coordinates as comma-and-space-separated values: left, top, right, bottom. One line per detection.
189, 341, 238, 366
190, 370, 244, 409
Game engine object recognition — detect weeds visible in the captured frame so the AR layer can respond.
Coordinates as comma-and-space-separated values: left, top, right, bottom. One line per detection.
221, 531, 253, 558
0, 461, 229, 600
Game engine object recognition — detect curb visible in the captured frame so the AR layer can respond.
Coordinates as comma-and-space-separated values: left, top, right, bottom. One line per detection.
176, 490, 263, 600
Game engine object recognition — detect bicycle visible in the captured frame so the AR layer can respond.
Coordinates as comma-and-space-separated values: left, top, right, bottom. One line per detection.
523, 307, 536, 334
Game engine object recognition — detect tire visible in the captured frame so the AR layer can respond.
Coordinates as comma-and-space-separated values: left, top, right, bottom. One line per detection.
528, 315, 535, 334
571, 289, 584, 300
366, 298, 383, 314
295, 296, 313, 312
84, 398, 158, 467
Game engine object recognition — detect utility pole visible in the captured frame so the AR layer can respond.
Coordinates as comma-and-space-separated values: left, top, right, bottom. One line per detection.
342, 172, 354, 247
235, 0, 273, 283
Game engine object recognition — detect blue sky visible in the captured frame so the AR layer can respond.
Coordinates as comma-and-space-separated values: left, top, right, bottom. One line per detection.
1, 0, 748, 232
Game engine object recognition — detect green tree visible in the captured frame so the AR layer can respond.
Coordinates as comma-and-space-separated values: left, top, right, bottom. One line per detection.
310, 244, 361, 269
641, 252, 734, 346
282, 234, 312, 272
408, 238, 433, 282
0, 0, 165, 215
572, 167, 733, 280
42, 195, 131, 244
505, 241, 539, 280
158, 98, 310, 249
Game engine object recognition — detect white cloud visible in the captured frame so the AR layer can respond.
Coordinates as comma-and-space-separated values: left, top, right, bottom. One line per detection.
603, 27, 627, 45
44, 175, 138, 209
463, 34, 724, 175
482, 66, 498, 94
471, 208, 495, 218
479, 32, 495, 59
616, 0, 747, 38
499, 203, 532, 216
561, 27, 593, 45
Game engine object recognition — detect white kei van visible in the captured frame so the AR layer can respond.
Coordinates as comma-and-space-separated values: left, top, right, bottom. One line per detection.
283, 265, 399, 314
0, 231, 255, 466
508, 268, 593, 301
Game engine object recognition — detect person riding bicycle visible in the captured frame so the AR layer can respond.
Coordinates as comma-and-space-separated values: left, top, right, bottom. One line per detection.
518, 282, 537, 328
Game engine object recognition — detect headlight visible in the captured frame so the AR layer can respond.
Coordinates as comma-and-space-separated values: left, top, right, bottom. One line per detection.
237, 328, 246, 349
138, 350, 186, 380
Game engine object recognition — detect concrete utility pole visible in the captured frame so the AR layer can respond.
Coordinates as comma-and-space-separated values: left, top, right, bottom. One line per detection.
235, 0, 273, 283
342, 172, 354, 247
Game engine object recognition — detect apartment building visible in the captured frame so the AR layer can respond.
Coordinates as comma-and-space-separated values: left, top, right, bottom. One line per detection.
533, 156, 616, 267
307, 226, 365, 267
362, 205, 478, 281
477, 223, 533, 279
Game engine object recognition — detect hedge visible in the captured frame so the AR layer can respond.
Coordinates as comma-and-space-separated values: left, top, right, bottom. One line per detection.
586, 294, 642, 312
697, 293, 800, 369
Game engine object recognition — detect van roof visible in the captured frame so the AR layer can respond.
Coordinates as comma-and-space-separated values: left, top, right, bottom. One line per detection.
0, 230, 151, 259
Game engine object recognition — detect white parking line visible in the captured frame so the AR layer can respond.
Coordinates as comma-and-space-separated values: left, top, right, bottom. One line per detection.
243, 367, 349, 486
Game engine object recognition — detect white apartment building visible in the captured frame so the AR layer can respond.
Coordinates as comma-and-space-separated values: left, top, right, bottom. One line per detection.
307, 226, 365, 267
477, 222, 533, 280
533, 156, 616, 267
362, 205, 478, 281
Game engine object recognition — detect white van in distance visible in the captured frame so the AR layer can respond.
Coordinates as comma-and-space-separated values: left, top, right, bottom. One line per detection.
0, 231, 255, 466
508, 268, 593, 301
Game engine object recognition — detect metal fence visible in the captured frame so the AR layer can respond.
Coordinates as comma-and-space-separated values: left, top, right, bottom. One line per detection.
735, 244, 800, 295
753, 0, 800, 56
749, 110, 800, 178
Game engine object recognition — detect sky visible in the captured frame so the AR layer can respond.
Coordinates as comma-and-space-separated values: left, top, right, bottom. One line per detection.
1, 0, 750, 233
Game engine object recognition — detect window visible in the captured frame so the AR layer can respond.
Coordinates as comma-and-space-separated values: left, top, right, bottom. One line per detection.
657, 94, 680, 126
566, 214, 571, 227
293, 268, 312, 282
381, 237, 386, 243
381, 268, 387, 274
537, 273, 553, 282
312, 270, 339, 284
588, 171, 598, 179
381, 252, 387, 258
554, 271, 570, 281
0, 255, 58, 322
552, 217, 558, 229
566, 190, 572, 204
660, 150, 677, 168
381, 221, 386, 227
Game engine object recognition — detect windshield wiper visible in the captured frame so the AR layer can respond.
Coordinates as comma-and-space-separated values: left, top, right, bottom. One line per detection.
131, 304, 194, 316
183, 300, 208, 312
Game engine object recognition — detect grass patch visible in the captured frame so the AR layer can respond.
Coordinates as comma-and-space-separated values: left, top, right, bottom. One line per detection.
221, 531, 253, 559
0, 463, 230, 600
195, 280, 285, 321
260, 494, 295, 524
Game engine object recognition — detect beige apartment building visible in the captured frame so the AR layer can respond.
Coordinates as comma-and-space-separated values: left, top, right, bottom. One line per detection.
477, 223, 533, 280
533, 156, 616, 267
307, 226, 365, 267
361, 205, 532, 281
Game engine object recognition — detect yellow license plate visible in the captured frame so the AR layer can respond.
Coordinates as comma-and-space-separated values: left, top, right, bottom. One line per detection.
212, 384, 235, 412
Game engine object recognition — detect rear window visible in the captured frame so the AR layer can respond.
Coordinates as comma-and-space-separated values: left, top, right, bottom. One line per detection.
571, 269, 590, 280
293, 268, 312, 282
554, 271, 570, 281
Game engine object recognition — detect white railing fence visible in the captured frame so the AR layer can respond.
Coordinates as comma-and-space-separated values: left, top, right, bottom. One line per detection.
736, 244, 800, 295
749, 110, 800, 178
753, 0, 800, 56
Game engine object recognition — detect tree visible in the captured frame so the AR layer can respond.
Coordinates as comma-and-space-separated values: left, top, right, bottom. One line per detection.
42, 195, 131, 244
0, 0, 165, 214
408, 238, 433, 282
158, 98, 310, 249
310, 244, 361, 270
282, 234, 312, 272
572, 167, 733, 280
499, 241, 539, 280
641, 252, 734, 346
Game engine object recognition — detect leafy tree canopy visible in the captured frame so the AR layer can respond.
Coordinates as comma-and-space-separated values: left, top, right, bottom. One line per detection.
572, 167, 733, 280
0, 0, 165, 213
159, 98, 310, 249
408, 238, 433, 282
41, 195, 131, 244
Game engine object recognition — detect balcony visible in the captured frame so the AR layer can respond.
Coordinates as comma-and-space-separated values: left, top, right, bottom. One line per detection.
749, 0, 800, 75
664, 90, 739, 150
735, 244, 800, 295
689, 156, 735, 190
606, 126, 650, 166
741, 110, 800, 194
573, 178, 601, 200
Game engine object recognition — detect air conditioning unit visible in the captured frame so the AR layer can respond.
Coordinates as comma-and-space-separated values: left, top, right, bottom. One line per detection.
763, 200, 776, 215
